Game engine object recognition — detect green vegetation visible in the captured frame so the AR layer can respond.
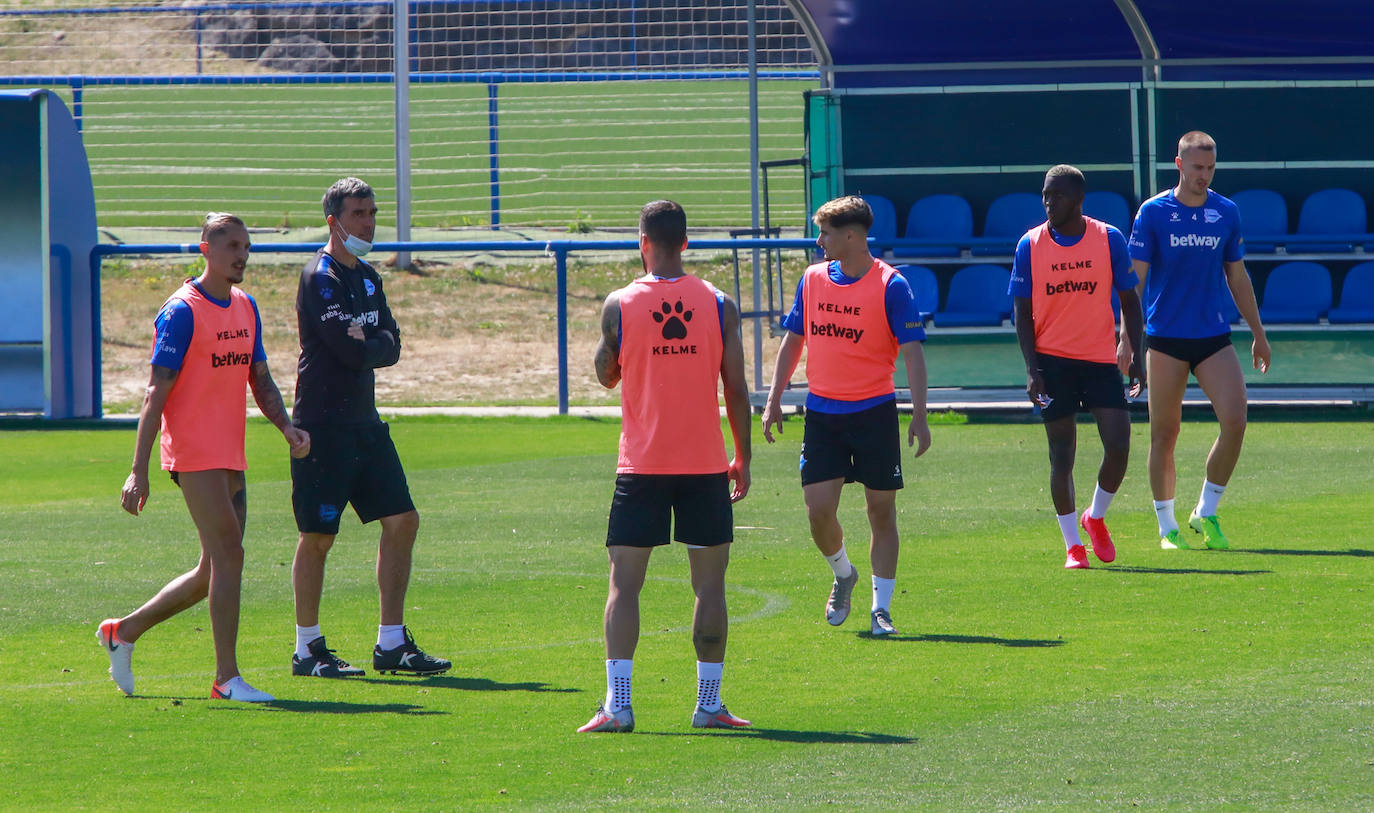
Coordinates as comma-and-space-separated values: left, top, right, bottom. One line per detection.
3, 415, 1373, 808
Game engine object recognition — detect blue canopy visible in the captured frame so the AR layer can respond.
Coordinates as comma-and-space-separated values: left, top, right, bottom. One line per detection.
792, 0, 1374, 86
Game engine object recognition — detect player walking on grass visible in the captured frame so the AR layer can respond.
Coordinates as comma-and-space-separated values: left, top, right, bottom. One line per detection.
288, 177, 449, 678
101, 213, 310, 703
761, 195, 931, 636
579, 200, 753, 733
1128, 132, 1271, 551
1010, 165, 1145, 570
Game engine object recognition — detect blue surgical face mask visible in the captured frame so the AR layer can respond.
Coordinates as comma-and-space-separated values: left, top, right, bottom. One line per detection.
333, 219, 372, 257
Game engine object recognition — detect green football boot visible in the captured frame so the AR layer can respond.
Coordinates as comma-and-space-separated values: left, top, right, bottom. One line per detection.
1189, 513, 1230, 550
1160, 528, 1190, 550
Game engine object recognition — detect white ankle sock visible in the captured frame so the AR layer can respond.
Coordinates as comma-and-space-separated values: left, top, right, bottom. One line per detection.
377, 624, 405, 651
1088, 485, 1115, 519
871, 576, 895, 612
1154, 499, 1179, 535
295, 624, 321, 659
1057, 512, 1081, 550
825, 545, 855, 580
606, 659, 633, 712
1196, 479, 1226, 517
696, 661, 723, 713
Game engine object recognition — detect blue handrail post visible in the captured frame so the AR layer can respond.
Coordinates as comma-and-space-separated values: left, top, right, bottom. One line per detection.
70, 75, 83, 133
488, 82, 500, 229
555, 246, 569, 415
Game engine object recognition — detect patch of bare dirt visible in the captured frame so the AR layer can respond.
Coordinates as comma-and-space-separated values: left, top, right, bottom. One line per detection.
100, 256, 800, 413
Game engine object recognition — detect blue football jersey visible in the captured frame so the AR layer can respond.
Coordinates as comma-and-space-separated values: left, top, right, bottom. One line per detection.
1127, 189, 1244, 339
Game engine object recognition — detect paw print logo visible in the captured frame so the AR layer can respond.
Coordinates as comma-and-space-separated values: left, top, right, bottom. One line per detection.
651, 300, 692, 340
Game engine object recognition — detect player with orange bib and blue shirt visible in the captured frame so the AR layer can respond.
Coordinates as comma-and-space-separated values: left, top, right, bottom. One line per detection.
99, 213, 310, 703
762, 195, 931, 637
1129, 132, 1271, 551
579, 200, 753, 733
1010, 165, 1145, 569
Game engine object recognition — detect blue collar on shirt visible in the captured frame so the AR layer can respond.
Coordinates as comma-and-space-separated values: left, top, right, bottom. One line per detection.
190, 279, 232, 308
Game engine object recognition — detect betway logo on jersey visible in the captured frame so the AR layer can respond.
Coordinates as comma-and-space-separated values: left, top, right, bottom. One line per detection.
811, 322, 865, 344
210, 351, 252, 368
1045, 280, 1098, 296
1169, 233, 1222, 249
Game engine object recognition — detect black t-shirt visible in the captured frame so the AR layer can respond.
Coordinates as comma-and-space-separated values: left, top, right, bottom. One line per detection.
292, 250, 401, 426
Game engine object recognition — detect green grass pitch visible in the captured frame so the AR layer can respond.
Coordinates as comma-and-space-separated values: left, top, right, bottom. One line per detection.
65, 80, 813, 230
2, 414, 1373, 808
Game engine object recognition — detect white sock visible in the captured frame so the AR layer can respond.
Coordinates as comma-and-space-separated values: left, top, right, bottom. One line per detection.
696, 661, 723, 713
377, 624, 405, 651
824, 545, 855, 580
605, 659, 633, 712
1057, 512, 1082, 550
295, 624, 321, 659
1088, 484, 1115, 520
1196, 479, 1226, 517
871, 576, 895, 612
1155, 499, 1179, 535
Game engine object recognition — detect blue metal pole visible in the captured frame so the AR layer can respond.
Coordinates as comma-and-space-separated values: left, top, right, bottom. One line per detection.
488, 82, 500, 229
70, 76, 83, 133
556, 247, 568, 415
194, 10, 202, 74
90, 249, 102, 417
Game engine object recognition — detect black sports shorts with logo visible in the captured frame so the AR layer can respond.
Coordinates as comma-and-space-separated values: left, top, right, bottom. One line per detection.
1035, 352, 1128, 422
800, 398, 904, 490
290, 422, 414, 535
1145, 332, 1233, 373
606, 472, 733, 548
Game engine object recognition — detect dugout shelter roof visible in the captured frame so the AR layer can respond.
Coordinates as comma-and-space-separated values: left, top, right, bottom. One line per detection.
790, 0, 1374, 87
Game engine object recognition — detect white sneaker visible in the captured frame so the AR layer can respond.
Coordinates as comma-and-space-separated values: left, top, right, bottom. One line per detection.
97, 618, 134, 696
211, 676, 275, 703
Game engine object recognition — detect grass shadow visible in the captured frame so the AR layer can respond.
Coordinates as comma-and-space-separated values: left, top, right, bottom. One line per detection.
359, 675, 578, 693
1104, 565, 1272, 576
856, 632, 1064, 647
643, 729, 916, 745
213, 700, 446, 715
1233, 548, 1374, 558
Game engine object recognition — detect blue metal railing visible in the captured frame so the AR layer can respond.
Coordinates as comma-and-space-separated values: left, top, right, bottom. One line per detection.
91, 237, 817, 415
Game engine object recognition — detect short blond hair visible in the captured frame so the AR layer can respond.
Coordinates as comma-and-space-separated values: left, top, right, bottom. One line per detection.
813, 195, 873, 231
1178, 130, 1216, 156
201, 212, 246, 243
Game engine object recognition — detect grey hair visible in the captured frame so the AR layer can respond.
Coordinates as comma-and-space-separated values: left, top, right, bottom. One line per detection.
322, 177, 375, 219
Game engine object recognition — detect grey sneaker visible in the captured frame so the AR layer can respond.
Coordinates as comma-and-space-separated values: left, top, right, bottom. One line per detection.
870, 608, 898, 636
825, 567, 859, 626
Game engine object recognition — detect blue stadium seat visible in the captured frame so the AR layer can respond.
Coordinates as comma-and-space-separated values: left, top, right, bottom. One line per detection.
974, 193, 1044, 255
894, 264, 939, 323
902, 194, 972, 257
1230, 189, 1288, 253
1083, 190, 1131, 231
1329, 261, 1374, 324
934, 264, 1011, 327
860, 194, 898, 246
1296, 189, 1366, 252
1258, 261, 1332, 324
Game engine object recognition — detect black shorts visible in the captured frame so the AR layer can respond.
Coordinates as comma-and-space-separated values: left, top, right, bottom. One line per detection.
606, 473, 733, 548
291, 422, 415, 535
1145, 333, 1233, 373
800, 399, 904, 490
1036, 353, 1127, 422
